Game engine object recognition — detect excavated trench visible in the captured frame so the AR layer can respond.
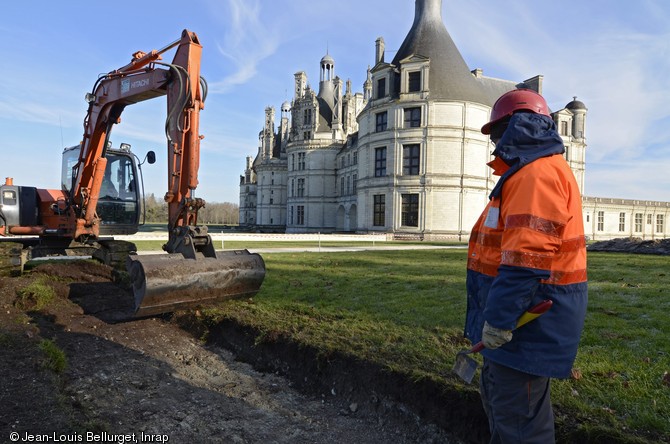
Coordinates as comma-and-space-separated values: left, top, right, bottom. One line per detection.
179, 315, 490, 443
1, 259, 470, 443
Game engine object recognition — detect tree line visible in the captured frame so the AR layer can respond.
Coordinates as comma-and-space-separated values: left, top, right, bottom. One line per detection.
143, 193, 239, 225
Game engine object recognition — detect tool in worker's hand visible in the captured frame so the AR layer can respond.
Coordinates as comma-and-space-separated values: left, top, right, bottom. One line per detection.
452, 299, 553, 384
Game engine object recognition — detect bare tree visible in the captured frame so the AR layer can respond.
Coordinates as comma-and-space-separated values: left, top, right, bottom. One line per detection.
142, 193, 239, 225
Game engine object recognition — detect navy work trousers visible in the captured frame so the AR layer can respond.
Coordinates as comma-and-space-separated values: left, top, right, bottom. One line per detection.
479, 359, 555, 444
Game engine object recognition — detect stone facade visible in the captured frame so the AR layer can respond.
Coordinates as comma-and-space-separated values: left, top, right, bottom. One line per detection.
239, 0, 668, 241
582, 197, 670, 241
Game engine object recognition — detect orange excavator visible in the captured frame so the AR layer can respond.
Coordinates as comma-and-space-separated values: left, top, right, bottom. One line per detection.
0, 30, 265, 318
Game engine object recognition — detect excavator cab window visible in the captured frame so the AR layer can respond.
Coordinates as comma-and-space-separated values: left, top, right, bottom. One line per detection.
61, 145, 80, 193
97, 151, 140, 234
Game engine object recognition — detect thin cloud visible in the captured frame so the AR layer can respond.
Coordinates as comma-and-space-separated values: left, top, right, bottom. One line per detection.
0, 101, 81, 128
560, 31, 670, 163
447, 0, 670, 175
0, 101, 58, 125
0, 63, 92, 130
203, 133, 258, 158
207, 0, 281, 94
586, 158, 670, 201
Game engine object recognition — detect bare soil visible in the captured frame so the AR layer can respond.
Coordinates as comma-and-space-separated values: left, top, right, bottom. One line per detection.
0, 257, 465, 443
588, 237, 670, 255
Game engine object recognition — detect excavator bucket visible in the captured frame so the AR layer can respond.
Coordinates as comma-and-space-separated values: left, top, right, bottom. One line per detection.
126, 249, 265, 317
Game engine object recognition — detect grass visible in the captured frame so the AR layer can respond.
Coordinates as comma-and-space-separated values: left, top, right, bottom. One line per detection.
38, 339, 67, 373
196, 249, 670, 442
210, 250, 468, 377
554, 253, 670, 438
15, 276, 57, 310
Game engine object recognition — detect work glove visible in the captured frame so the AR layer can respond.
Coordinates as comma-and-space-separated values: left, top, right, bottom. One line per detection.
482, 321, 513, 349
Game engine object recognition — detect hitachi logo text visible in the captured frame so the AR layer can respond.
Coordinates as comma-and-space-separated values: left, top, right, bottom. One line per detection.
131, 79, 150, 89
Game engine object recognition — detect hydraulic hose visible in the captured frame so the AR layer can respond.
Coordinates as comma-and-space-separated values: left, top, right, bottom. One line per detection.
200, 76, 208, 103
158, 62, 189, 143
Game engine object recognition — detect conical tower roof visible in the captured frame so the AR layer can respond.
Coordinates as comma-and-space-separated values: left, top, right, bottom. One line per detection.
391, 0, 489, 105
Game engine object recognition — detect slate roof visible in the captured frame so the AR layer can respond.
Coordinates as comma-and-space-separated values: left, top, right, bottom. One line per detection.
391, 0, 490, 105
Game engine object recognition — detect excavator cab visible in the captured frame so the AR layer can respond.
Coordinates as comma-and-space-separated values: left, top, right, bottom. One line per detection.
62, 143, 150, 236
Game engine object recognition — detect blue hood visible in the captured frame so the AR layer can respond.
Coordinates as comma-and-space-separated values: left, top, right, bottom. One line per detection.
489, 112, 565, 199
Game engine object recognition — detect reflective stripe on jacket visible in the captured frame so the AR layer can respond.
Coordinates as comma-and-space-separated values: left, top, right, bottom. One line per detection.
465, 153, 588, 378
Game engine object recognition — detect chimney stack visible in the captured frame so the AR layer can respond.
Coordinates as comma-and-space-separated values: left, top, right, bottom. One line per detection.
375, 37, 385, 64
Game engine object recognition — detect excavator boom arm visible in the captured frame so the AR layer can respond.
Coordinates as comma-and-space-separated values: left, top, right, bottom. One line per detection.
72, 30, 204, 241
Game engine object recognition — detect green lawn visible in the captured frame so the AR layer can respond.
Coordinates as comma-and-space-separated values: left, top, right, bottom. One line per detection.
193, 249, 669, 443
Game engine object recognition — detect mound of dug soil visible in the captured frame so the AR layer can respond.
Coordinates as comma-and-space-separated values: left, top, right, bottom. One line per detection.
588, 237, 670, 255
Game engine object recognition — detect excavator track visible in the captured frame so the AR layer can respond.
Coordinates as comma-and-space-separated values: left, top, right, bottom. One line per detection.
93, 240, 138, 269
0, 242, 25, 276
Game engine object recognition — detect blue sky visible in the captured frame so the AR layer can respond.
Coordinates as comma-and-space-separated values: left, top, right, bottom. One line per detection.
1, 0, 669, 204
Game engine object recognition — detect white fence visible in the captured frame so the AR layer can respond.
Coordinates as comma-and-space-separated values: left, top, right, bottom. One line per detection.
115, 232, 391, 242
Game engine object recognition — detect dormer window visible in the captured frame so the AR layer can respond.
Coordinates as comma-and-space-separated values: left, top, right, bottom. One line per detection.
408, 71, 421, 92
376, 78, 386, 99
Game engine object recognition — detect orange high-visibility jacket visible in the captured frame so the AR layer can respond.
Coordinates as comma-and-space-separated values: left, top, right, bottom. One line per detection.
465, 152, 588, 378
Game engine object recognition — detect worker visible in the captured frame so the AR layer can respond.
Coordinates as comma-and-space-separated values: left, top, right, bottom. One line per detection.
464, 88, 588, 443
101, 167, 118, 198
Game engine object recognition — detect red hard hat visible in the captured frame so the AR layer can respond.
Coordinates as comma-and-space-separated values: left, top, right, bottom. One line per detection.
481, 89, 551, 135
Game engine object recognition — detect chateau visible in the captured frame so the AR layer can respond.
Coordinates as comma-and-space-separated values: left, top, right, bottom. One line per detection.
240, 0, 669, 241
